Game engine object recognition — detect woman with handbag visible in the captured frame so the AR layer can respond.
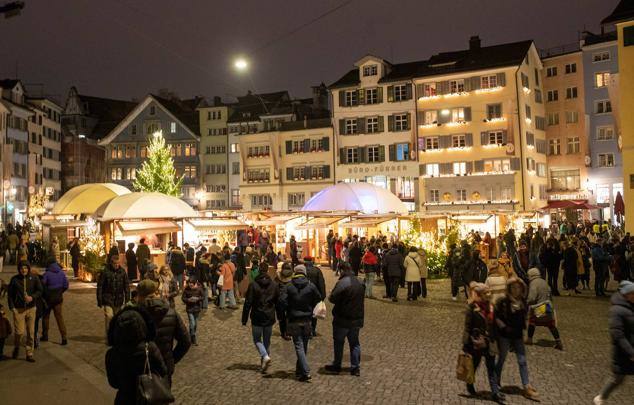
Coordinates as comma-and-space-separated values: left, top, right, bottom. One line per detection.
105, 306, 170, 405
461, 283, 503, 403
526, 268, 563, 350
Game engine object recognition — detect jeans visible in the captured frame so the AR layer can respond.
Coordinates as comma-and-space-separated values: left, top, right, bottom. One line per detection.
252, 325, 272, 358
496, 337, 530, 386
364, 273, 375, 298
219, 289, 236, 309
42, 303, 67, 339
187, 312, 199, 338
292, 335, 310, 376
332, 325, 361, 371
470, 351, 499, 395
600, 373, 626, 399
175, 273, 184, 290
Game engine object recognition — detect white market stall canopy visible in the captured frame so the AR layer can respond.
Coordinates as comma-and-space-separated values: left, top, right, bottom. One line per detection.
301, 183, 408, 215
52, 183, 131, 215
253, 214, 302, 226
189, 218, 247, 231
94, 192, 197, 220
296, 216, 346, 230
339, 214, 398, 228
117, 220, 180, 236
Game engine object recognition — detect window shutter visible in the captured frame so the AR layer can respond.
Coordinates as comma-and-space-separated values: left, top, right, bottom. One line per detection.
464, 78, 471, 92
438, 110, 449, 124
286, 167, 293, 180
286, 140, 292, 154
441, 162, 452, 175
356, 146, 363, 163
378, 116, 385, 132
471, 76, 481, 91
502, 130, 508, 144
377, 87, 383, 103
480, 132, 488, 145
440, 81, 449, 95
388, 114, 395, 131
510, 157, 520, 171
474, 160, 484, 172
405, 83, 413, 100
357, 89, 365, 105
338, 91, 345, 107
379, 145, 386, 162
417, 110, 426, 125
406, 112, 411, 130
339, 147, 346, 164
464, 107, 472, 122
497, 72, 506, 87
420, 137, 426, 151
339, 119, 346, 135
303, 139, 310, 152
389, 144, 396, 161
323, 165, 330, 179
305, 165, 311, 178
387, 85, 394, 102
440, 135, 451, 149
322, 136, 330, 151
465, 161, 473, 173
415, 83, 424, 98
356, 117, 365, 134
419, 164, 426, 176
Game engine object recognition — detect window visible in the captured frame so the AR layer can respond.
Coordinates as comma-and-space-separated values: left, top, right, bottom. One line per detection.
534, 89, 543, 103
111, 167, 122, 180
547, 112, 559, 126
367, 146, 380, 162
366, 117, 379, 133
452, 134, 466, 148
426, 163, 439, 177
547, 90, 558, 102
288, 193, 305, 207
423, 110, 437, 125
232, 162, 240, 175
453, 161, 467, 175
549, 139, 561, 155
184, 143, 196, 156
449, 79, 465, 94
595, 100, 612, 114
310, 138, 324, 151
480, 75, 497, 89
598, 153, 615, 167
394, 84, 407, 101
140, 146, 147, 158
486, 104, 502, 120
149, 106, 156, 115
525, 105, 531, 120
430, 189, 439, 202
483, 159, 511, 173
311, 166, 325, 178
170, 122, 176, 133
251, 194, 272, 208
595, 72, 610, 88
550, 169, 580, 190
546, 66, 557, 77
247, 168, 270, 182
366, 88, 378, 104
217, 110, 221, 120
345, 118, 357, 134
230, 189, 240, 206
625, 26, 634, 46
344, 90, 357, 106
183, 165, 197, 178
567, 137, 580, 154
131, 125, 137, 135
451, 108, 465, 123
488, 131, 504, 145
394, 113, 408, 131
565, 63, 576, 74
395, 143, 409, 161
534, 68, 540, 86
597, 126, 615, 140
346, 147, 359, 163
593, 51, 610, 62
230, 143, 239, 153
566, 111, 579, 123
425, 137, 439, 150
363, 65, 377, 77
422, 83, 437, 97
566, 87, 578, 99
535, 116, 545, 130
521, 73, 529, 88
456, 189, 467, 201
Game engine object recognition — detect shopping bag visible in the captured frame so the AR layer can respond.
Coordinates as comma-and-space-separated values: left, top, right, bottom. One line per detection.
217, 275, 224, 288
136, 343, 174, 404
456, 353, 475, 384
312, 301, 327, 319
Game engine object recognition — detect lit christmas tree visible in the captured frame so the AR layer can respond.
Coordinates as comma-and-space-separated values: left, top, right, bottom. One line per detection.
80, 217, 106, 276
133, 131, 183, 196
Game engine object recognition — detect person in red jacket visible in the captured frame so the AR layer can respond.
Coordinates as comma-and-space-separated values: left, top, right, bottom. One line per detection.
334, 238, 344, 274
361, 247, 379, 298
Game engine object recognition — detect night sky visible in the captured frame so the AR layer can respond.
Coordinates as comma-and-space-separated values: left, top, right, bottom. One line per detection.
0, 0, 619, 104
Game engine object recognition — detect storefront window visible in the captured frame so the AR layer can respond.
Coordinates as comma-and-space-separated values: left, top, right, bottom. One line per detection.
597, 185, 610, 204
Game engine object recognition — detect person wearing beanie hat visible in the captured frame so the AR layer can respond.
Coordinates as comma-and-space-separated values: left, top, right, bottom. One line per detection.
594, 280, 634, 405
136, 279, 158, 301
293, 264, 307, 276
526, 267, 563, 350
275, 263, 294, 340
181, 277, 203, 345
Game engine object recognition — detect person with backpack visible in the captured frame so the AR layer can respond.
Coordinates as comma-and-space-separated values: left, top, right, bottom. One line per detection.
526, 268, 563, 350
181, 277, 204, 345
304, 257, 326, 336
41, 258, 69, 345
242, 267, 279, 373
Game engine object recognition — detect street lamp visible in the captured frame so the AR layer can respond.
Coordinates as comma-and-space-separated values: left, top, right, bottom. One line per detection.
234, 58, 248, 71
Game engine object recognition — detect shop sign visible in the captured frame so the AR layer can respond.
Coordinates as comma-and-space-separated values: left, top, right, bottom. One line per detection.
346, 164, 412, 175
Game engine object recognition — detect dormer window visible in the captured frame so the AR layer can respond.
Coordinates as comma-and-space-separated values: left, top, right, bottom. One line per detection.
449, 79, 465, 94
363, 65, 378, 77
149, 106, 156, 115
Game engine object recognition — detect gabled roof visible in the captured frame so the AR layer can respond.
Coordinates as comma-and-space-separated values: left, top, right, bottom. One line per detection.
0, 79, 21, 89
227, 91, 291, 123
602, 0, 634, 25
151, 95, 201, 133
74, 93, 137, 139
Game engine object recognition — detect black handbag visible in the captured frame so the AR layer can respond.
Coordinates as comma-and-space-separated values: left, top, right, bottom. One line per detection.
136, 343, 174, 405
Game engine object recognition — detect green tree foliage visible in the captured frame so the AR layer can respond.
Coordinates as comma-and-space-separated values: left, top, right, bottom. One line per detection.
133, 132, 183, 196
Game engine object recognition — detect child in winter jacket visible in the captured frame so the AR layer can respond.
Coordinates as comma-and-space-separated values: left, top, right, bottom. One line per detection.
181, 278, 204, 345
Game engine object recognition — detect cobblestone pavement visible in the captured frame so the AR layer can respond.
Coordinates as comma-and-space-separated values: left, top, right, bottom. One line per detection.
1, 266, 632, 404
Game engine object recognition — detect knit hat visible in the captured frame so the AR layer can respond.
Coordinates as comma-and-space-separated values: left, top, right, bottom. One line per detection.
293, 264, 307, 275
136, 279, 158, 297
618, 280, 634, 296
303, 256, 313, 263
277, 266, 293, 283
471, 283, 490, 296
527, 267, 541, 280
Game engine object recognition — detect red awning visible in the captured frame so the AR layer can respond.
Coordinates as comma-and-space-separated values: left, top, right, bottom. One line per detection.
541, 200, 598, 210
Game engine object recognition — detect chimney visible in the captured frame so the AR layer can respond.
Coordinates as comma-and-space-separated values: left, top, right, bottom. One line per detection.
213, 96, 221, 106
469, 35, 481, 51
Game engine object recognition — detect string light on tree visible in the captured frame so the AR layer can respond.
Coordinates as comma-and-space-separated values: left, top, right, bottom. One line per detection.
133, 131, 183, 196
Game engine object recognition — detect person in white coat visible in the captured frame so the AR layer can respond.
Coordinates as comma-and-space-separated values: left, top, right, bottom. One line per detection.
404, 247, 424, 301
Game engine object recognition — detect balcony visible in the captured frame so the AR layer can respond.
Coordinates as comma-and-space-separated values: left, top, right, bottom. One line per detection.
247, 152, 271, 159
246, 178, 270, 184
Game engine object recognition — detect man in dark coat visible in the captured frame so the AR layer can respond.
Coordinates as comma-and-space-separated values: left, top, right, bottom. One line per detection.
593, 281, 634, 404
561, 240, 579, 295
125, 242, 137, 281
304, 257, 326, 337
8, 261, 43, 361
97, 255, 130, 338
348, 242, 362, 276
169, 245, 186, 290
325, 262, 365, 376
382, 245, 404, 302
539, 239, 561, 296
592, 239, 611, 297
135, 238, 151, 279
